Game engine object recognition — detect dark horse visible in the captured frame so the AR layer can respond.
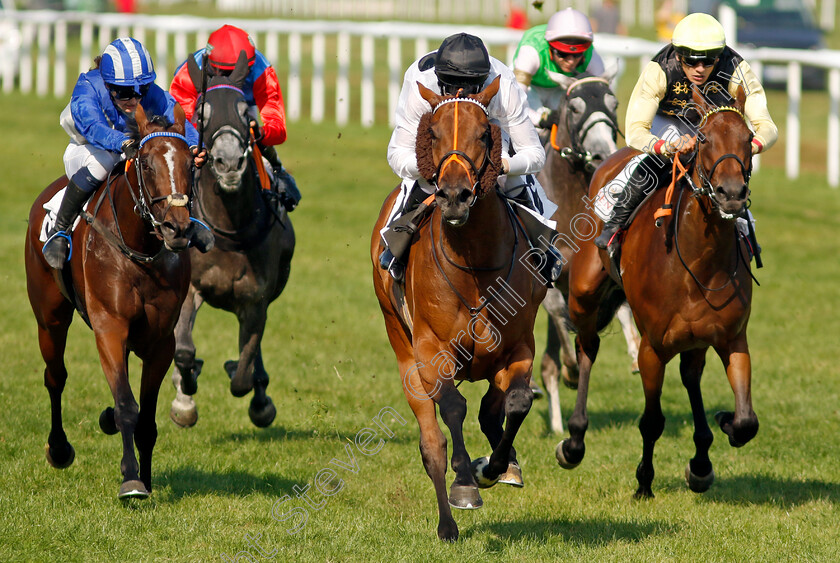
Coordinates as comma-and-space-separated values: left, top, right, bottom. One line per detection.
169, 52, 295, 428
371, 77, 546, 541
537, 73, 640, 434
556, 86, 759, 497
25, 105, 193, 498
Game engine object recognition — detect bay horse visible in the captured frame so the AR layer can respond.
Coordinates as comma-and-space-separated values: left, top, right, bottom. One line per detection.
371, 77, 547, 541
169, 52, 295, 428
556, 85, 759, 497
25, 104, 193, 499
537, 73, 640, 434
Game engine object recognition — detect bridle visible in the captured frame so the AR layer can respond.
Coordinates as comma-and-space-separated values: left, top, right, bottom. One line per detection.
550, 76, 621, 173
430, 96, 492, 202
672, 105, 758, 290
196, 84, 254, 183
691, 106, 753, 217
131, 132, 191, 229
86, 131, 191, 263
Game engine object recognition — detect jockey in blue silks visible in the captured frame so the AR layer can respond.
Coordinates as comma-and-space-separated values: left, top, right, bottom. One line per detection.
43, 37, 209, 269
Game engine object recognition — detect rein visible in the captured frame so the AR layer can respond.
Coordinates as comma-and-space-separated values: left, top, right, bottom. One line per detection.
429, 194, 520, 318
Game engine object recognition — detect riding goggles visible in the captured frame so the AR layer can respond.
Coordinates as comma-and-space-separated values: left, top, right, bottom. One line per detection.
109, 83, 151, 101
680, 55, 719, 68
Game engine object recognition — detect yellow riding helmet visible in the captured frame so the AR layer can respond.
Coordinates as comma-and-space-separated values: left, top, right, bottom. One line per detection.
671, 13, 726, 59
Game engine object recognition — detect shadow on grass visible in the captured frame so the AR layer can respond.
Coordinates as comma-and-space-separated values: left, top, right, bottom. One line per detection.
157, 466, 300, 500
217, 424, 413, 445
466, 515, 678, 545
695, 474, 840, 507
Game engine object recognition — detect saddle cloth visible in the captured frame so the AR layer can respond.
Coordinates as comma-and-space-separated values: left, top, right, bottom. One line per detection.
39, 187, 93, 243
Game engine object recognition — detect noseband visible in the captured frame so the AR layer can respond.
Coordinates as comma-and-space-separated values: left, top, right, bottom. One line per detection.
430, 96, 492, 199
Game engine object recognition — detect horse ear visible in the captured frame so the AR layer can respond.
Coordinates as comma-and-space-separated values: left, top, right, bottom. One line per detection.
474, 75, 500, 107
546, 70, 577, 91
172, 102, 186, 134
135, 103, 149, 134
418, 81, 443, 109
735, 84, 747, 112
229, 50, 250, 88
187, 55, 203, 92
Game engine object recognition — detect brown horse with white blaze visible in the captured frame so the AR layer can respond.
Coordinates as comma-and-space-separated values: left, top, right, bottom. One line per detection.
25, 105, 193, 499
371, 77, 546, 541
557, 86, 759, 498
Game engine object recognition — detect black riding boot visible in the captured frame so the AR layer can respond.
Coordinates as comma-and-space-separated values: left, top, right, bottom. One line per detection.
379, 182, 430, 283
42, 180, 90, 269
188, 218, 215, 253
260, 143, 301, 212
505, 185, 563, 287
594, 155, 668, 249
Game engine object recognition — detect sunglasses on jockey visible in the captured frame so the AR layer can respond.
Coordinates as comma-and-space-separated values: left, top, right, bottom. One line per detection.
679, 54, 719, 68
108, 83, 151, 101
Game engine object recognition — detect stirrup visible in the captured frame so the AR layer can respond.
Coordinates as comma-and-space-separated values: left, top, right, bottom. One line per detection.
42, 230, 72, 269
542, 246, 563, 288
379, 248, 405, 283
189, 218, 215, 253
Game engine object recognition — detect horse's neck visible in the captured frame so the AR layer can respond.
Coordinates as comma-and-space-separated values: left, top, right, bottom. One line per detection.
199, 170, 261, 229
676, 180, 739, 260
439, 192, 513, 265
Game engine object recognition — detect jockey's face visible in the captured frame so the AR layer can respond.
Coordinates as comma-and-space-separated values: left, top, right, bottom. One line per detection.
112, 96, 140, 116
679, 56, 717, 86
550, 47, 585, 74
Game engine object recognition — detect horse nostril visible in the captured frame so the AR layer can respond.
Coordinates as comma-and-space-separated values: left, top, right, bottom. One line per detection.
740, 184, 749, 200
458, 188, 472, 204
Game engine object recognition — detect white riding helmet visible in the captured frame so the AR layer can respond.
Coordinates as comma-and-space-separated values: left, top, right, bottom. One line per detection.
545, 8, 594, 54
672, 13, 726, 59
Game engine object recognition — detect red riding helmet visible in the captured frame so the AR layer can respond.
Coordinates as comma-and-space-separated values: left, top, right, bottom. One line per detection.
206, 25, 256, 71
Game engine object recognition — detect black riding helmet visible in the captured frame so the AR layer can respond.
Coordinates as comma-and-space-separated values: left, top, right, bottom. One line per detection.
433, 33, 491, 95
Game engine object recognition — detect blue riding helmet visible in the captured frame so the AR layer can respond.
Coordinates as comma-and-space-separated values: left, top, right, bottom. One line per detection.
99, 37, 156, 93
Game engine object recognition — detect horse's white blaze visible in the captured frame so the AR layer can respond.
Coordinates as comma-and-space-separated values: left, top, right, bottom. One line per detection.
164, 145, 178, 194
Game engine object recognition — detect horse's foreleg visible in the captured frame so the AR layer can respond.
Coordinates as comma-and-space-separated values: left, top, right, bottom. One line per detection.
248, 348, 276, 427
37, 314, 76, 469
96, 330, 145, 498
136, 336, 174, 492
474, 354, 534, 488
679, 348, 715, 493
539, 319, 563, 434
616, 302, 641, 373
635, 338, 667, 499
437, 384, 479, 506
171, 288, 203, 427
229, 306, 268, 398
714, 339, 758, 447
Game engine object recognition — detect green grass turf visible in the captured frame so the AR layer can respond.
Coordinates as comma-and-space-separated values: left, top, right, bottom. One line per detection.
1, 89, 840, 561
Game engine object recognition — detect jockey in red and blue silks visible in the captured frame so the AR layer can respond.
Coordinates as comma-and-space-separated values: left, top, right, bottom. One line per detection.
170, 24, 300, 212
43, 37, 210, 270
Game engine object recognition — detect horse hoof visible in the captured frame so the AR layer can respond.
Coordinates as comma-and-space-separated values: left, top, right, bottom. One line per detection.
170, 401, 198, 428
448, 484, 483, 510
437, 519, 459, 542
555, 440, 581, 470
118, 480, 150, 499
227, 360, 254, 397
99, 407, 118, 435
470, 457, 500, 489
498, 462, 524, 488
249, 397, 276, 428
561, 366, 579, 390
45, 442, 75, 469
685, 464, 715, 493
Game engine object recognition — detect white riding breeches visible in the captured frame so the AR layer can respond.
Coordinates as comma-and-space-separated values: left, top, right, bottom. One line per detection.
63, 141, 122, 182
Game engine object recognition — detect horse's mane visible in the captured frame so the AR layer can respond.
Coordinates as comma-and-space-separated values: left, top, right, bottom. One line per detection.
415, 110, 503, 197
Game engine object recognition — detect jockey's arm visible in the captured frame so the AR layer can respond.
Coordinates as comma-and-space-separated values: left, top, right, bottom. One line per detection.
252, 63, 288, 146
727, 59, 778, 154
496, 74, 546, 176
387, 71, 430, 182
70, 79, 127, 153
625, 61, 669, 155
169, 57, 200, 122
511, 44, 550, 127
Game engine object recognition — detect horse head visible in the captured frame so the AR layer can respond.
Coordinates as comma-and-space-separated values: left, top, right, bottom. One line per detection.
415, 76, 503, 226
550, 73, 620, 171
189, 50, 253, 192
691, 85, 752, 218
131, 103, 193, 252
